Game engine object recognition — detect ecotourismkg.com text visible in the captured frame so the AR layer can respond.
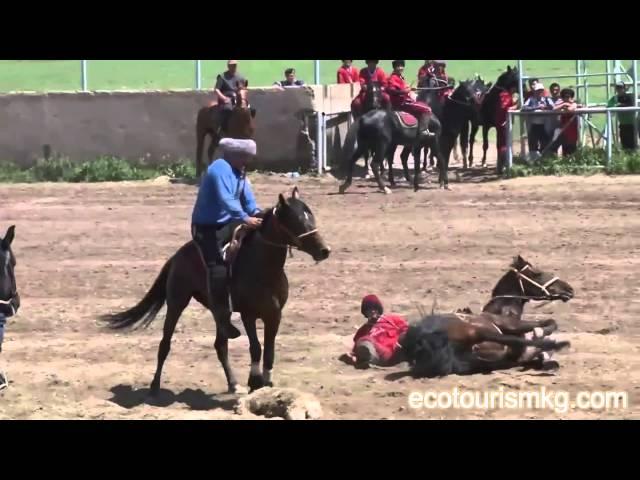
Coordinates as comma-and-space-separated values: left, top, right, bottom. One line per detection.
408, 387, 629, 414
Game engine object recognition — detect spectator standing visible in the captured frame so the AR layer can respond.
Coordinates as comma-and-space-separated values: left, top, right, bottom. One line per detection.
522, 83, 556, 159
607, 81, 637, 151
547, 82, 562, 154
553, 88, 580, 157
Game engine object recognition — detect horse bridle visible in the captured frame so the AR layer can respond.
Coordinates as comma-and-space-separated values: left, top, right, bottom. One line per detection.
258, 206, 319, 253
492, 264, 560, 302
0, 250, 18, 317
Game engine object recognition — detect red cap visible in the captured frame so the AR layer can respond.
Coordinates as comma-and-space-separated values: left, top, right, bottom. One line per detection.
361, 295, 384, 315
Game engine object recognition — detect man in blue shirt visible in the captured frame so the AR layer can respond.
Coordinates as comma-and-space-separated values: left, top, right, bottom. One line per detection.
192, 138, 263, 339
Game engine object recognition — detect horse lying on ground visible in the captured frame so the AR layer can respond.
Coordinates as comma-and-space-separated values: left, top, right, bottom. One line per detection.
400, 256, 575, 377
101, 187, 331, 395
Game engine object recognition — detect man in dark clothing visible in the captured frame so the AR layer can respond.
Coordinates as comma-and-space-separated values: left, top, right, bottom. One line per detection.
274, 68, 305, 88
608, 81, 637, 151
191, 138, 263, 339
214, 60, 248, 131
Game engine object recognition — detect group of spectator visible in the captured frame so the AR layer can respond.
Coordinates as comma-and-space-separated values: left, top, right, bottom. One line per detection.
521, 77, 637, 159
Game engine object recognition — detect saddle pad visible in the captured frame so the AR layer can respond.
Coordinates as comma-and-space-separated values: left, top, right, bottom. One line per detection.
394, 111, 418, 128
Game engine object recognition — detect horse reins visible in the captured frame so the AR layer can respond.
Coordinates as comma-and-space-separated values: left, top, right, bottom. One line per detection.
257, 207, 319, 255
492, 264, 560, 302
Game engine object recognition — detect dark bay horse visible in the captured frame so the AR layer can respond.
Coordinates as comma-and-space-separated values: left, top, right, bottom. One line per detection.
0, 225, 19, 323
400, 256, 574, 378
195, 80, 256, 178
459, 76, 492, 169
477, 66, 520, 169
101, 187, 331, 394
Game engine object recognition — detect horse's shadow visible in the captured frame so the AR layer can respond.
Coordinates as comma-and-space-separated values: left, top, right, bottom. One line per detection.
108, 384, 238, 411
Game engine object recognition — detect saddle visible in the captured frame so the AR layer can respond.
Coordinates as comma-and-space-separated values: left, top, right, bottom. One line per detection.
392, 111, 418, 129
221, 224, 250, 276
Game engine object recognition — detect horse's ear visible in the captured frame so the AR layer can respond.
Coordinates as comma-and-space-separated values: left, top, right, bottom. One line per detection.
507, 66, 512, 72
278, 193, 288, 207
291, 186, 300, 200
487, 82, 493, 88
3, 225, 15, 247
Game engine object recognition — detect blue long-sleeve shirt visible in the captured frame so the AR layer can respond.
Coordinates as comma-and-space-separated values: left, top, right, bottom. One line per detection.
192, 159, 261, 226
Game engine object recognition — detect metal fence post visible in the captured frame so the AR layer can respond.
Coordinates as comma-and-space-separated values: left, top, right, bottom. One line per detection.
507, 111, 513, 172
195, 60, 202, 90
633, 60, 638, 146
81, 60, 88, 91
606, 109, 613, 165
316, 111, 323, 173
314, 60, 321, 85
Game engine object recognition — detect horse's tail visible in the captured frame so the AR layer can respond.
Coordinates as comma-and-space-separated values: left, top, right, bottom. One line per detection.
101, 258, 172, 330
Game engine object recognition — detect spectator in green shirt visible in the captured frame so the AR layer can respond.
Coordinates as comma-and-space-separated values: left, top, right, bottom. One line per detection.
607, 81, 637, 150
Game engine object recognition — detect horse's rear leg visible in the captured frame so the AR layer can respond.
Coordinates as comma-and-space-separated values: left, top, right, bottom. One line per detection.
150, 295, 190, 396
469, 122, 479, 167
214, 329, 239, 393
262, 311, 282, 387
241, 313, 264, 392
460, 122, 470, 169
339, 145, 366, 194
482, 125, 489, 167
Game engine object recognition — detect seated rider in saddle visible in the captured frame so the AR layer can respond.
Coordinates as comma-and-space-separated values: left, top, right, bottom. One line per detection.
214, 60, 247, 132
340, 295, 408, 368
191, 138, 264, 340
386, 60, 434, 139
350, 60, 391, 117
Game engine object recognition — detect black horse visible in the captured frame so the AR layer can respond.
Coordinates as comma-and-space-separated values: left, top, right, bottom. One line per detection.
343, 81, 387, 179
430, 80, 479, 189
400, 255, 574, 378
477, 66, 520, 169
459, 75, 492, 169
102, 187, 331, 394
0, 225, 19, 326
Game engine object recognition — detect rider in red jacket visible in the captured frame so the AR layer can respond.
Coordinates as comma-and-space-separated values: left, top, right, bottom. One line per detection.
341, 294, 409, 368
386, 60, 434, 139
337, 60, 359, 84
350, 60, 391, 117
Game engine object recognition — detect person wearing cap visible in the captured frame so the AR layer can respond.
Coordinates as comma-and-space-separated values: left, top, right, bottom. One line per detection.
191, 138, 263, 339
337, 60, 359, 84
350, 60, 391, 117
214, 61, 248, 130
522, 82, 556, 159
340, 295, 409, 368
553, 88, 581, 157
417, 60, 435, 82
386, 60, 434, 139
608, 82, 637, 150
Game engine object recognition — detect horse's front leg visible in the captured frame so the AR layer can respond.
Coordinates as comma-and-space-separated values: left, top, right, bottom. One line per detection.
262, 310, 282, 388
400, 145, 412, 183
241, 313, 264, 392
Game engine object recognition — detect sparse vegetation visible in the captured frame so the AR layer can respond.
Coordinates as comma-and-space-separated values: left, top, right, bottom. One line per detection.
0, 156, 197, 183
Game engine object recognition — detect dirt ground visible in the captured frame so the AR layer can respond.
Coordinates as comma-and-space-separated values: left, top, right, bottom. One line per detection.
1, 161, 639, 419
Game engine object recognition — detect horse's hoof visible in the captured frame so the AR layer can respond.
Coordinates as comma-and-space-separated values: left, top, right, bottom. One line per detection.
444, 184, 452, 191
383, 187, 392, 195
265, 381, 274, 388
338, 184, 349, 194
248, 374, 265, 392
227, 384, 239, 394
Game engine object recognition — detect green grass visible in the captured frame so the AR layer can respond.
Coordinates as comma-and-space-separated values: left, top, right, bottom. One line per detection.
0, 156, 197, 183
0, 60, 626, 105
508, 147, 640, 177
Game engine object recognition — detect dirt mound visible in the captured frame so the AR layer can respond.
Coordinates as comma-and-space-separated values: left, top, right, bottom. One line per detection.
236, 387, 323, 420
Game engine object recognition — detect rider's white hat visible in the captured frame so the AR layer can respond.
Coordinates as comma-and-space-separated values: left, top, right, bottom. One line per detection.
220, 138, 257, 156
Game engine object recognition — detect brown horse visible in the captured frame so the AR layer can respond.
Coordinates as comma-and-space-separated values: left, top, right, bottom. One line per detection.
195, 80, 256, 178
400, 256, 574, 377
101, 187, 331, 395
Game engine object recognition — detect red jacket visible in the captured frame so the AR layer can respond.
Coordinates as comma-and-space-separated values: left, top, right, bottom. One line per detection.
386, 72, 412, 108
353, 314, 408, 362
359, 67, 387, 87
418, 64, 435, 81
337, 65, 359, 84
496, 90, 517, 127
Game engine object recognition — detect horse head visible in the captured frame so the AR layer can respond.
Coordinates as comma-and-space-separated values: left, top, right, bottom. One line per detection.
496, 65, 520, 90
362, 81, 383, 112
490, 255, 575, 303
0, 225, 19, 317
264, 187, 331, 263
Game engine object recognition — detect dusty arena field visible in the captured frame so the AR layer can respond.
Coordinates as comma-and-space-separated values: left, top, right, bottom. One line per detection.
1, 166, 639, 419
